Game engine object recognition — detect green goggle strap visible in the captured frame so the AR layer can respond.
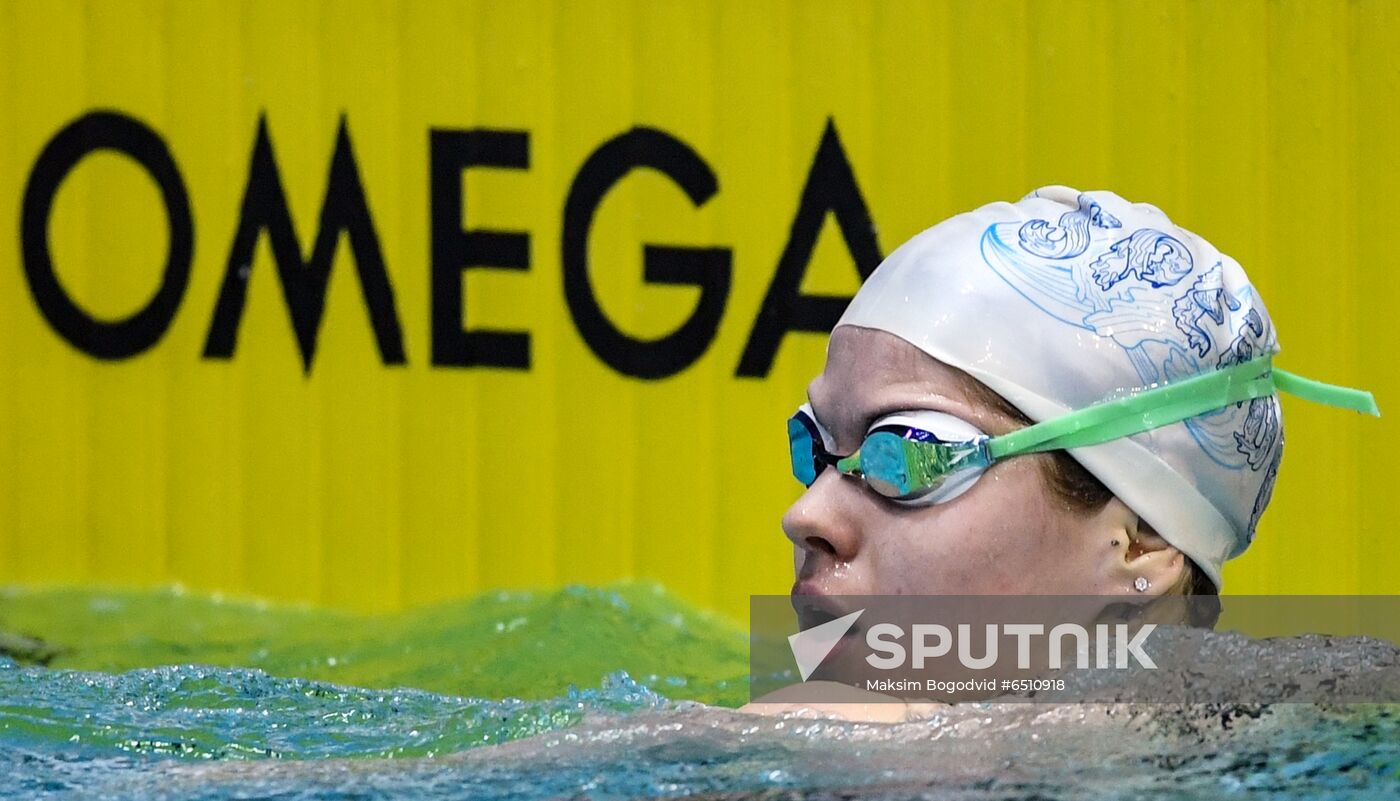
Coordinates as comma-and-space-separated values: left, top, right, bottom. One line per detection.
986, 355, 1380, 462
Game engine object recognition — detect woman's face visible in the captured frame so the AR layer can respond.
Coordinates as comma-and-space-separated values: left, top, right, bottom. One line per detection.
784, 326, 1132, 597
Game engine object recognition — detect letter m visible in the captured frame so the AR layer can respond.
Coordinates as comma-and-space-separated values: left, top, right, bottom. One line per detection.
203, 114, 405, 372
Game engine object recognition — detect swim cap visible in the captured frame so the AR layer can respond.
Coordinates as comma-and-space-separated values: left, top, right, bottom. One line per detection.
836, 186, 1283, 590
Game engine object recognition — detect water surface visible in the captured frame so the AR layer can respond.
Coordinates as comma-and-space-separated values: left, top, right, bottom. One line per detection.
2, 584, 1396, 799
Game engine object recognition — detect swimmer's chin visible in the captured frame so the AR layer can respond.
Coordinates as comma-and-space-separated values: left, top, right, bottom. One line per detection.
737, 681, 942, 723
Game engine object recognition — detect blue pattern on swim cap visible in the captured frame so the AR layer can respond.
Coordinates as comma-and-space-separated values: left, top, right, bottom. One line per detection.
980, 192, 1284, 543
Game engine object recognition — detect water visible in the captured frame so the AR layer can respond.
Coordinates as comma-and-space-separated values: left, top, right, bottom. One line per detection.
0, 584, 748, 705
1, 584, 1397, 799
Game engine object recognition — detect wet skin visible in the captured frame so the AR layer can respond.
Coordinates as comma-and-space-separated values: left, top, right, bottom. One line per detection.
785, 326, 1186, 600
742, 326, 1187, 720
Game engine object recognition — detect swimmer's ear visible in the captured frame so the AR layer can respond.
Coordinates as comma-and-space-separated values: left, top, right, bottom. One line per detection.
1089, 497, 1188, 596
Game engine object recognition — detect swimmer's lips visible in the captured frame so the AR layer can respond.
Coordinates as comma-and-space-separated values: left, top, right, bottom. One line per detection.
790, 593, 864, 661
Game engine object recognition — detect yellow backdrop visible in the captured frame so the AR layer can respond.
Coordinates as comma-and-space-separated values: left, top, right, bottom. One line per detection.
0, 0, 1395, 620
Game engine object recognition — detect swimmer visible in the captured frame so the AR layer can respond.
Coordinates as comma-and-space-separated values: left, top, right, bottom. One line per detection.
743, 186, 1378, 721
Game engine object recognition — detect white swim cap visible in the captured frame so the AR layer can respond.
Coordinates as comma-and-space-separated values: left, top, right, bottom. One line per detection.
837, 186, 1284, 590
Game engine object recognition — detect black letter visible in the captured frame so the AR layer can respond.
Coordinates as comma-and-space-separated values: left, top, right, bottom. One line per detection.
21, 111, 193, 359
429, 129, 530, 368
736, 119, 883, 378
562, 129, 731, 379
203, 115, 405, 372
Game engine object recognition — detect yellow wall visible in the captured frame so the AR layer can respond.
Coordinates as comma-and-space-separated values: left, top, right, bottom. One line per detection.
0, 0, 1395, 620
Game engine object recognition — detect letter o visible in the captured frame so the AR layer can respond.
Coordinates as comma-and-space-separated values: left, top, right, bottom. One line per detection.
21, 111, 193, 359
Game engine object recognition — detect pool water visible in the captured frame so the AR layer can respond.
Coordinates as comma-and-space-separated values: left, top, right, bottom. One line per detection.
0, 584, 749, 706
2, 584, 1397, 799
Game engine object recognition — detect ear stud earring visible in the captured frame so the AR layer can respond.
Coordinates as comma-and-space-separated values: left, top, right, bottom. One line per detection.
1133, 576, 1150, 592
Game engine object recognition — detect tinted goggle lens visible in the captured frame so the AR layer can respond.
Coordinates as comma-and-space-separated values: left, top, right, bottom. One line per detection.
787, 414, 820, 487
856, 430, 943, 499
787, 407, 990, 504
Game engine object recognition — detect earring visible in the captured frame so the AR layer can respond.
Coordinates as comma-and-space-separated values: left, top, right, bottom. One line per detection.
1133, 576, 1150, 593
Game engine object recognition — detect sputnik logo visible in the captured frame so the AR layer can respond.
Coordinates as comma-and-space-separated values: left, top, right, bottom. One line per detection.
787, 609, 864, 681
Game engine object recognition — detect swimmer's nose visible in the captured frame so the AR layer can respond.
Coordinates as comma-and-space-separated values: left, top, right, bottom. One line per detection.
781, 470, 862, 565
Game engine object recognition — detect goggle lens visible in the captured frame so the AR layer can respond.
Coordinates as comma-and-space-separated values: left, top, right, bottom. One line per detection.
787, 415, 819, 487
786, 408, 986, 504
858, 430, 944, 500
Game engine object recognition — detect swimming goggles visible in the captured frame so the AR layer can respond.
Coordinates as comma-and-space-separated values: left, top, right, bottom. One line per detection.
788, 355, 1379, 506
